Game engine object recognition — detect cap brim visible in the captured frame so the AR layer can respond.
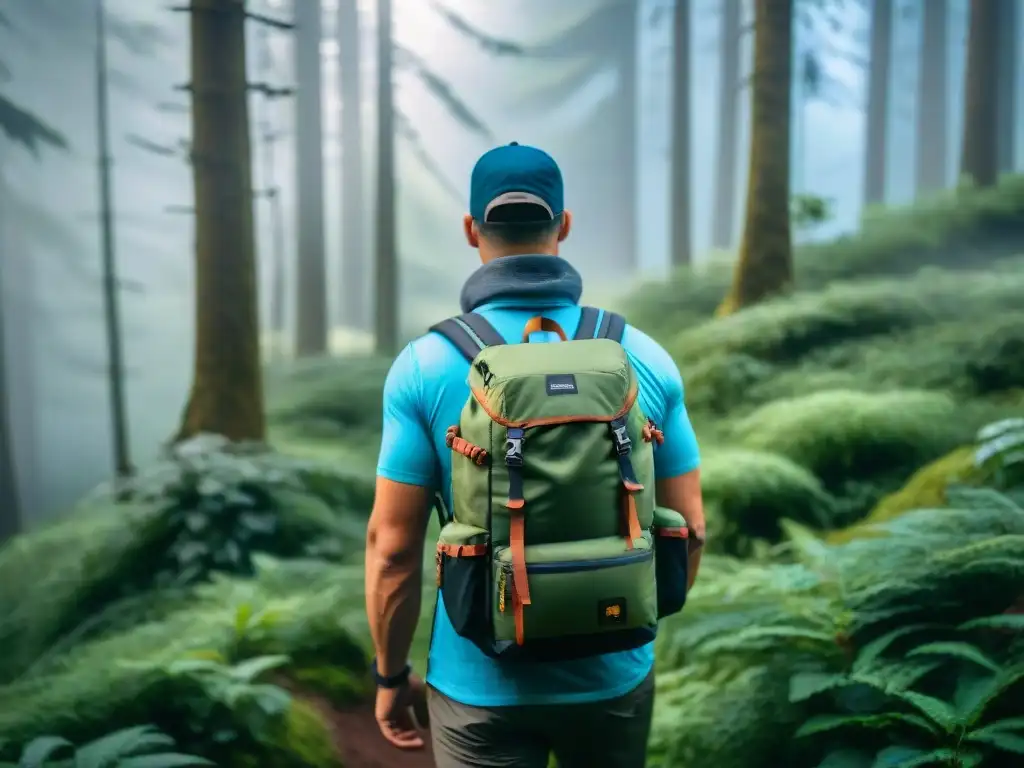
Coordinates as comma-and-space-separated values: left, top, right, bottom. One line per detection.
483, 192, 554, 221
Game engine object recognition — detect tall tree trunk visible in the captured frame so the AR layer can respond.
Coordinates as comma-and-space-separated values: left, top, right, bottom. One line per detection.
711, 0, 741, 250
863, 0, 893, 206
177, 0, 265, 443
0, 162, 21, 543
959, 0, 1000, 190
374, 0, 398, 355
718, 0, 793, 316
619, 2, 638, 272
669, 0, 691, 266
996, 0, 1018, 175
915, 0, 948, 194
95, 0, 132, 479
293, 0, 328, 357
337, 0, 366, 331
255, 27, 286, 363
267, 134, 287, 360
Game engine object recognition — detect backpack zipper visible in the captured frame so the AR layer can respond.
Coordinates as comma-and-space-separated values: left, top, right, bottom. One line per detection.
523, 549, 652, 574
497, 548, 651, 587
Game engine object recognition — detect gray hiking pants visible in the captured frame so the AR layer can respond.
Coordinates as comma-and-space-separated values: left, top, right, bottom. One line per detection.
427, 668, 655, 768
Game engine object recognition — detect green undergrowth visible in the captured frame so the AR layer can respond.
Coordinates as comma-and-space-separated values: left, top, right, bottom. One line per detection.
650, 482, 1024, 768
624, 174, 1024, 338
0, 557, 368, 766
0, 436, 370, 685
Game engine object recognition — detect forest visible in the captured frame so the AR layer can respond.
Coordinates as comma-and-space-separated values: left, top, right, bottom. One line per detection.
0, 0, 1023, 766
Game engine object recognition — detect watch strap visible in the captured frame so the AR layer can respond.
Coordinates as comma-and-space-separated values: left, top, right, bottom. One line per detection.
371, 658, 411, 689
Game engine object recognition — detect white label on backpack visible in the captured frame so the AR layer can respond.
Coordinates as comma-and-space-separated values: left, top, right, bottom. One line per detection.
545, 374, 578, 396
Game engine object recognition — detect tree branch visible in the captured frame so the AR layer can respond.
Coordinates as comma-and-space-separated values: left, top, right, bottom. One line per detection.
175, 82, 295, 99
245, 11, 293, 30
248, 81, 295, 99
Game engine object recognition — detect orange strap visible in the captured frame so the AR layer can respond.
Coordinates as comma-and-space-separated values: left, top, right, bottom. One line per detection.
510, 509, 531, 606
436, 542, 488, 586
521, 316, 567, 342
446, 426, 488, 465
656, 526, 688, 539
437, 543, 488, 557
623, 492, 643, 549
513, 583, 525, 645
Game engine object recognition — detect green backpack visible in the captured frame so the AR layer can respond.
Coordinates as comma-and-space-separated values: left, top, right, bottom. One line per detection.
430, 307, 691, 662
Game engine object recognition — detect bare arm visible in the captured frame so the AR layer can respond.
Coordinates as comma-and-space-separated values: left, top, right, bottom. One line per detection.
365, 477, 433, 677
656, 468, 705, 590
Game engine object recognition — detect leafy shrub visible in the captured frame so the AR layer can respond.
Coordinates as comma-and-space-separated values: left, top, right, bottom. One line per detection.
670, 268, 1024, 367
623, 175, 1024, 342
797, 174, 1024, 285
732, 390, 966, 509
0, 559, 368, 763
620, 260, 735, 342
700, 450, 837, 554
682, 354, 776, 417
792, 633, 1024, 767
0, 436, 368, 684
976, 418, 1024, 494
118, 434, 366, 589
0, 725, 211, 767
653, 482, 1024, 768
832, 447, 982, 542
136, 654, 295, 764
268, 355, 391, 441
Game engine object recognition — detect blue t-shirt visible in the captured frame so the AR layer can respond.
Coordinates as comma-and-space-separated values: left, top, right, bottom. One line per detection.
376, 296, 701, 707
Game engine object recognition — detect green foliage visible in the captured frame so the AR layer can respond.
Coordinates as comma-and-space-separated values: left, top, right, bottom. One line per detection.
652, 480, 1024, 768
622, 175, 1024, 335
836, 448, 982, 541
131, 655, 295, 764
700, 450, 837, 554
0, 558, 366, 764
732, 390, 967, 520
268, 355, 391, 444
0, 725, 211, 767
0, 437, 367, 685
672, 268, 1024, 367
976, 418, 1024, 493
793, 636, 1024, 767
791, 193, 834, 231
119, 434, 363, 588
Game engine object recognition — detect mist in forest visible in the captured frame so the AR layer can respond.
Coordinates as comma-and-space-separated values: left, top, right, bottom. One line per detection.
0, 0, 1021, 523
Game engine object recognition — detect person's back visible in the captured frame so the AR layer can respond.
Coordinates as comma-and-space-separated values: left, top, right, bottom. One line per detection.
365, 143, 706, 768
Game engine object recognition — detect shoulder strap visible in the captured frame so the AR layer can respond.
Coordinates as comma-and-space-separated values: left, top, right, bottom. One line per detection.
428, 312, 505, 362
574, 306, 600, 340
595, 310, 626, 343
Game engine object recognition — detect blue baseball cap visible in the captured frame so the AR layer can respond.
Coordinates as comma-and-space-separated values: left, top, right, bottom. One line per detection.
469, 142, 564, 222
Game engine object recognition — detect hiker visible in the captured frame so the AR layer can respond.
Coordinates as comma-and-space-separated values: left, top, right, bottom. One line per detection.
365, 142, 706, 768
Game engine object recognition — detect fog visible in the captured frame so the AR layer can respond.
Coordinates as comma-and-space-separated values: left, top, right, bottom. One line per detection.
0, 0, 1020, 522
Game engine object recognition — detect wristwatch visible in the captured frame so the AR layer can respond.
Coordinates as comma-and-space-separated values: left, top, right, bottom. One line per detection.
371, 658, 411, 689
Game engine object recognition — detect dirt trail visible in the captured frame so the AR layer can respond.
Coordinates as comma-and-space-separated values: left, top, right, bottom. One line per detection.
311, 697, 437, 768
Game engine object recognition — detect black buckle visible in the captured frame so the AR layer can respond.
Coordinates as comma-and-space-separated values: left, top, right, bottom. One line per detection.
610, 420, 631, 456
505, 428, 524, 466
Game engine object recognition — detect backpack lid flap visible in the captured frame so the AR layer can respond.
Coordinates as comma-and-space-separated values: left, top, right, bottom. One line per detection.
468, 339, 637, 427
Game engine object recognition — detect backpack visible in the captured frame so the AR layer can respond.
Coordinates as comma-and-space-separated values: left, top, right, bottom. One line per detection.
430, 306, 691, 662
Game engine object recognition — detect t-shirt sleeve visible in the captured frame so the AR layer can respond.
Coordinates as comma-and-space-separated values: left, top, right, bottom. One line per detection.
375, 343, 438, 487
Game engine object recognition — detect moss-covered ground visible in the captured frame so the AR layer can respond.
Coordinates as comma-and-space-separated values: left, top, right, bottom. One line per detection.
1, 178, 1023, 766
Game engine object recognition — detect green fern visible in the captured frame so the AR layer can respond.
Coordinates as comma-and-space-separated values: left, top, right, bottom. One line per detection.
0, 726, 210, 767
794, 634, 1024, 767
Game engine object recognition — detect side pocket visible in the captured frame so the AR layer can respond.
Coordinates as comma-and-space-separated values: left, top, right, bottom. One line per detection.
653, 506, 689, 619
437, 522, 490, 639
